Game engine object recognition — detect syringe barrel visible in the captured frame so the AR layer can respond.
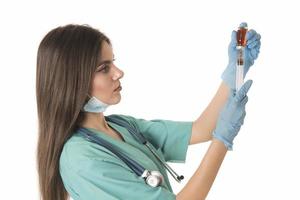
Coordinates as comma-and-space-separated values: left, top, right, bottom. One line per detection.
236, 23, 248, 91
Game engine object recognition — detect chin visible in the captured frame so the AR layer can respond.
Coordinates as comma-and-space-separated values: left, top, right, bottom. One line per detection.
111, 94, 121, 105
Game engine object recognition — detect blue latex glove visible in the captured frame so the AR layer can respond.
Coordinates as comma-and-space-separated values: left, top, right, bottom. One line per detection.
221, 22, 261, 89
212, 80, 253, 150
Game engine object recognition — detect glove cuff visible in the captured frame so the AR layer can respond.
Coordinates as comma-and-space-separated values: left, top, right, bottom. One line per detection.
212, 130, 233, 151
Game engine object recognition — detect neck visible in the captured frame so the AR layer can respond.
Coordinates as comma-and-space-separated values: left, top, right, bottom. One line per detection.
80, 112, 110, 132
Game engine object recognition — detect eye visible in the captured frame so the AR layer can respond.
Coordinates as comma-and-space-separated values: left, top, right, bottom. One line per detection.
102, 64, 110, 73
96, 64, 110, 73
95, 58, 116, 74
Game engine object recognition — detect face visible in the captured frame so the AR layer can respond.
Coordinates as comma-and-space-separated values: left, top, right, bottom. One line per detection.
90, 41, 124, 105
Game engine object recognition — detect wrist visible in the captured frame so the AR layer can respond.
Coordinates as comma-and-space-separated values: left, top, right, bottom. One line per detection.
211, 138, 229, 152
212, 130, 233, 151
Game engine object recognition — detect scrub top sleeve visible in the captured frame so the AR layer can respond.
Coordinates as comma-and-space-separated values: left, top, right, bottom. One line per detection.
118, 114, 193, 163
72, 158, 177, 200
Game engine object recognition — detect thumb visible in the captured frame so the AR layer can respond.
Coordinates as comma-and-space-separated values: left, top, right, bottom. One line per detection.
230, 30, 237, 47
235, 80, 253, 102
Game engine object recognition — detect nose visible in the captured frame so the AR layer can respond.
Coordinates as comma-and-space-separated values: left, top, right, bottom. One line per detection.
112, 66, 124, 80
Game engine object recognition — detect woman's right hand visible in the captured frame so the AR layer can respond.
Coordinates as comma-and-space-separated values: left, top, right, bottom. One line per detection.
212, 80, 253, 150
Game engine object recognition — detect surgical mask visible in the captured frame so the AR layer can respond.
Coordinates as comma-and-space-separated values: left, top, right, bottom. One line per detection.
81, 94, 110, 113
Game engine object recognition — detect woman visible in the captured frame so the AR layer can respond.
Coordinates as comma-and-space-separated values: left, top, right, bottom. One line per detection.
36, 23, 261, 200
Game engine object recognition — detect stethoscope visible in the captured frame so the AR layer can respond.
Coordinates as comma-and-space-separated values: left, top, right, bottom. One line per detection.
77, 114, 184, 188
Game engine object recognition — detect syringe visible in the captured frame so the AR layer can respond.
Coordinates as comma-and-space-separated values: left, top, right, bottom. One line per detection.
236, 23, 248, 91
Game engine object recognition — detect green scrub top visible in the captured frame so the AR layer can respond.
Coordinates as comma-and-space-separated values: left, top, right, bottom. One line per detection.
59, 114, 193, 200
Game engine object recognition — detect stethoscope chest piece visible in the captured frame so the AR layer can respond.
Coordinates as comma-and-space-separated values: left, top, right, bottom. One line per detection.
142, 170, 164, 187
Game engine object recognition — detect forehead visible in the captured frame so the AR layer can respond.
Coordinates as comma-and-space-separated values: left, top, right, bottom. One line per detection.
100, 41, 113, 59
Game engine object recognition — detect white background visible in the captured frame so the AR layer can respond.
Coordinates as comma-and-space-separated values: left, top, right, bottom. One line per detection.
1, 0, 299, 199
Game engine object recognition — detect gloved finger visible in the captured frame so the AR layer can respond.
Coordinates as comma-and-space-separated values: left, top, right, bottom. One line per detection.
234, 105, 246, 120
257, 42, 261, 51
245, 41, 261, 59
254, 48, 260, 59
247, 33, 261, 45
253, 50, 259, 61
239, 112, 246, 126
246, 47, 258, 60
247, 40, 261, 49
237, 108, 246, 119
235, 95, 248, 110
232, 111, 246, 129
254, 40, 261, 50
235, 80, 253, 102
246, 29, 257, 40
240, 95, 249, 105
250, 48, 259, 60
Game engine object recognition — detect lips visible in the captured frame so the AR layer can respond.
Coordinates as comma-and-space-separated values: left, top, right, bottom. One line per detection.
114, 85, 121, 91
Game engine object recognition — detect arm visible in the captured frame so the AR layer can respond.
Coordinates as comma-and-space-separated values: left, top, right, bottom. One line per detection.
177, 138, 228, 200
190, 81, 230, 145
177, 80, 253, 200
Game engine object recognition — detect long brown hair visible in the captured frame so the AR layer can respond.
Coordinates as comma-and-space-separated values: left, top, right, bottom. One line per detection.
36, 24, 111, 200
